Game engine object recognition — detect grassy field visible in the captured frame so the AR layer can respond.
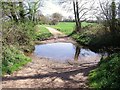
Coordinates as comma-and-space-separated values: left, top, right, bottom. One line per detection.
50, 22, 75, 35
49, 22, 96, 35
81, 22, 97, 27
35, 25, 53, 40
35, 22, 96, 40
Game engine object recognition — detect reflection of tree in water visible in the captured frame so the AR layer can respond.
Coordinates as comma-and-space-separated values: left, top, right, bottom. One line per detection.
74, 46, 80, 61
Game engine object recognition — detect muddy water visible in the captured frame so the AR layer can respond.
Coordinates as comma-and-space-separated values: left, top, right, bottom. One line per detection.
34, 42, 102, 63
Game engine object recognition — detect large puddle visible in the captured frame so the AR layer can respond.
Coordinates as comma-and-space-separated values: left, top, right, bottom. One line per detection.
34, 42, 102, 63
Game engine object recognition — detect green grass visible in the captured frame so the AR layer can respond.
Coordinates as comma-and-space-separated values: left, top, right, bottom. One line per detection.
48, 22, 96, 35
49, 22, 75, 35
81, 22, 97, 27
35, 25, 53, 40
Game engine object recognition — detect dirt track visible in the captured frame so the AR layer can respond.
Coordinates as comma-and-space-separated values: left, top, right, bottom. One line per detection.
45, 27, 65, 38
2, 54, 98, 88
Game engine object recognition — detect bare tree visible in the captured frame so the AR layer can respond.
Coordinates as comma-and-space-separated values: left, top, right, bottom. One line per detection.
68, 16, 73, 21
98, 0, 117, 33
73, 0, 81, 32
59, 0, 94, 32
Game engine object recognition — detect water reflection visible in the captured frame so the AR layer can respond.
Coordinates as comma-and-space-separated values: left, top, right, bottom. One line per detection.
74, 46, 80, 61
34, 42, 101, 63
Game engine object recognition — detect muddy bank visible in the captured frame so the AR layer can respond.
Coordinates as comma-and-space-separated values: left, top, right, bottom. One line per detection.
2, 54, 98, 88
34, 36, 77, 45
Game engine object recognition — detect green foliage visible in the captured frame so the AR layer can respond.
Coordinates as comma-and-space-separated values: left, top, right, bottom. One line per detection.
27, 0, 41, 22
35, 25, 53, 40
72, 24, 120, 48
72, 32, 93, 45
89, 53, 120, 89
2, 20, 36, 75
72, 24, 100, 45
2, 45, 31, 75
17, 21, 36, 44
1, 0, 48, 75
2, 21, 35, 45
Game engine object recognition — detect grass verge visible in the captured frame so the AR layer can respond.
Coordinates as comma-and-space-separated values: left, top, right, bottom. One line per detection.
2, 45, 31, 75
35, 25, 53, 40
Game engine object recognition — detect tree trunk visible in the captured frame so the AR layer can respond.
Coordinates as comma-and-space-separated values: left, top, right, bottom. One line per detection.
111, 1, 116, 34
73, 0, 78, 31
76, 0, 81, 32
73, 0, 81, 32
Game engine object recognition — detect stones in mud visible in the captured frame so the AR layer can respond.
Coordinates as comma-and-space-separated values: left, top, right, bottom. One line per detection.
40, 71, 49, 74
53, 78, 64, 87
53, 78, 64, 83
67, 60, 81, 66
42, 77, 52, 83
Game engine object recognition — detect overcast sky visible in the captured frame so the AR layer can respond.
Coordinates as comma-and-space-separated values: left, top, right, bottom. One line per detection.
40, 0, 119, 19
41, 0, 73, 18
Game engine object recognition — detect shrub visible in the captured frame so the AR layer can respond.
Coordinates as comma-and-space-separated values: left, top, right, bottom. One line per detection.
2, 21, 35, 45
72, 24, 120, 48
2, 20, 35, 75
89, 53, 120, 89
2, 45, 31, 75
